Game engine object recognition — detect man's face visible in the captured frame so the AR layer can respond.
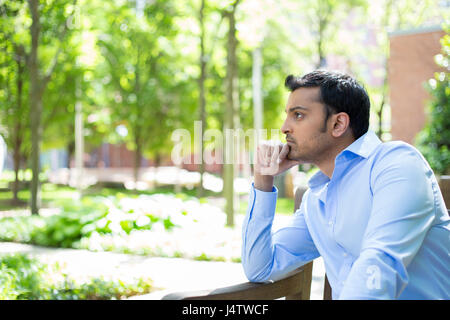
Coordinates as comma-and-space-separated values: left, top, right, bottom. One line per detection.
281, 87, 334, 162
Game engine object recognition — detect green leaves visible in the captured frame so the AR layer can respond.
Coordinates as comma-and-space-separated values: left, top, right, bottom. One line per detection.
416, 31, 450, 175
0, 191, 182, 247
0, 253, 153, 300
92, 0, 196, 160
29, 201, 107, 247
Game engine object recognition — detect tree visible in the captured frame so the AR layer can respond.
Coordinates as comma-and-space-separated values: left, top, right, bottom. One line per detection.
197, 0, 207, 197
95, 0, 197, 183
0, 1, 30, 204
223, 0, 241, 227
300, 0, 367, 68
416, 28, 450, 176
27, 0, 79, 214
365, 0, 443, 139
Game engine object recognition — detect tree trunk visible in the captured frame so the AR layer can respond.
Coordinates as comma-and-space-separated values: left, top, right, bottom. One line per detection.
28, 0, 42, 215
376, 0, 395, 141
197, 0, 206, 198
155, 153, 161, 167
133, 136, 141, 184
316, 16, 327, 69
377, 91, 386, 139
223, 1, 240, 227
317, 37, 324, 69
27, 0, 75, 213
12, 124, 22, 203
12, 47, 25, 203
67, 138, 75, 169
252, 46, 263, 178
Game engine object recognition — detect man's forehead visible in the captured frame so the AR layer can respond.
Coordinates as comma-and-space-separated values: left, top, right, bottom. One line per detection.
285, 87, 322, 111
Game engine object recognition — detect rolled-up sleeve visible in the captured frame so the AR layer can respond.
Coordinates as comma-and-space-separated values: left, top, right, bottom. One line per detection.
242, 183, 320, 282
339, 146, 436, 299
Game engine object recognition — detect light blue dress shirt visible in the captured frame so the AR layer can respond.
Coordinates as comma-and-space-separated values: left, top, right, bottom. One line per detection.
242, 130, 450, 299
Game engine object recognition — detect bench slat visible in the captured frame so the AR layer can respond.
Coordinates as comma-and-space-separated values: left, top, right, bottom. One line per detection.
162, 262, 313, 300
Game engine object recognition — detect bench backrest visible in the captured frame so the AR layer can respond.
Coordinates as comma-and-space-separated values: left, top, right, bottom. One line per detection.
162, 187, 331, 300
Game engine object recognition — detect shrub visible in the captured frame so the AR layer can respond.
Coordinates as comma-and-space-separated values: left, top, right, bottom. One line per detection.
416, 27, 450, 175
0, 194, 179, 248
0, 253, 153, 300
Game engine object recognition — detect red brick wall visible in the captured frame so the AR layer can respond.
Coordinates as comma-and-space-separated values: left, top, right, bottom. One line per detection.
388, 27, 445, 145
90, 143, 224, 173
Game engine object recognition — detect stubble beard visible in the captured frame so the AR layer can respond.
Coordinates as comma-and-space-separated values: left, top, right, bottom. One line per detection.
287, 131, 331, 164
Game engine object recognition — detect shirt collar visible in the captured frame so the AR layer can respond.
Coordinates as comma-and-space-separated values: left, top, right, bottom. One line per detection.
341, 130, 382, 160
307, 130, 382, 193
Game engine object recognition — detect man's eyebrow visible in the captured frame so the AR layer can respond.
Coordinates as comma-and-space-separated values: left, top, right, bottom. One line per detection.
286, 106, 309, 113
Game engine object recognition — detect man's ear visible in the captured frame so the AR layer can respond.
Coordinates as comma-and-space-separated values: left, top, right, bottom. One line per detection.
331, 112, 350, 138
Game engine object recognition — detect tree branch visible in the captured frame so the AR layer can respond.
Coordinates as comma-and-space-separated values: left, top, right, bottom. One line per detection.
42, 0, 78, 87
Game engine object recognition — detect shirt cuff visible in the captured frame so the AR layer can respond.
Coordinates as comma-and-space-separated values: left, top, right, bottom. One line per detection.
247, 182, 278, 219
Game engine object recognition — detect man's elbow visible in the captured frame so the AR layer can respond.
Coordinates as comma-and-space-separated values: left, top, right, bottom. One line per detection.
241, 260, 272, 283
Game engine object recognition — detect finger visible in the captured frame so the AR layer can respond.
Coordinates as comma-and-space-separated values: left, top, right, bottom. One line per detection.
256, 146, 263, 166
270, 144, 280, 164
258, 145, 268, 167
278, 144, 290, 162
264, 143, 272, 161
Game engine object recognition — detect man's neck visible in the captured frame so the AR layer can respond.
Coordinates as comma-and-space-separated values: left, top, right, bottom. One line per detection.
315, 136, 356, 179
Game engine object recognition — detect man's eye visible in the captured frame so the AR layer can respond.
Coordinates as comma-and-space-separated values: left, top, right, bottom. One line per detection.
294, 112, 303, 119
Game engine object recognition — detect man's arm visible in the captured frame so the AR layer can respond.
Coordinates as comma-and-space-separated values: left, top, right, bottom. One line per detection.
242, 141, 319, 282
241, 183, 320, 282
338, 145, 437, 299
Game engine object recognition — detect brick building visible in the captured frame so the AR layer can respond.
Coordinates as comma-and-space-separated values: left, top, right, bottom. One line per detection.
388, 25, 445, 145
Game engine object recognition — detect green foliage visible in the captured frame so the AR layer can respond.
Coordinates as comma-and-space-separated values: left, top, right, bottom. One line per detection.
416, 29, 450, 175
0, 264, 18, 299
0, 184, 243, 262
0, 194, 178, 247
0, 216, 41, 243
0, 253, 153, 300
194, 253, 226, 262
0, 253, 49, 299
30, 201, 108, 248
238, 196, 294, 216
92, 0, 198, 159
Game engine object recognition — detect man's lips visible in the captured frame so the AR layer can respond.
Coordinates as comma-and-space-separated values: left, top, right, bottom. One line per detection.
286, 138, 296, 144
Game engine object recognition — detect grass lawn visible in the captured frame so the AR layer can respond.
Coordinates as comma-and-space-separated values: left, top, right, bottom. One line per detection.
0, 183, 77, 211
238, 196, 295, 216
0, 180, 296, 263
0, 180, 295, 216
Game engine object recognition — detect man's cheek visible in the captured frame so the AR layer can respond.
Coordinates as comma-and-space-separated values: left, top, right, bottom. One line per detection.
286, 145, 296, 160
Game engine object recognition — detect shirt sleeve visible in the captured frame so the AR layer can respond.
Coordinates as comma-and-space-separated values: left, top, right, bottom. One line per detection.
338, 145, 437, 299
241, 183, 320, 282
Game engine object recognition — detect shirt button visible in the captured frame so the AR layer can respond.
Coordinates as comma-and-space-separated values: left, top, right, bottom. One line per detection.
342, 252, 347, 257
328, 220, 333, 226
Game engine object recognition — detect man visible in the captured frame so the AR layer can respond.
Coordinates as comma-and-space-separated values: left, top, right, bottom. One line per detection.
241, 70, 450, 299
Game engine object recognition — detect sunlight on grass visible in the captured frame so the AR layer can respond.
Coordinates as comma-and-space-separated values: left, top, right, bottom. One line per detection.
239, 197, 294, 216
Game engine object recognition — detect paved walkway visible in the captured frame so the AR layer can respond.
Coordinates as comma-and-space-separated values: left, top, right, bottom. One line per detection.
0, 242, 325, 300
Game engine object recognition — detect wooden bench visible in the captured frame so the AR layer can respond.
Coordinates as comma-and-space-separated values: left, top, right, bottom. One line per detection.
162, 187, 332, 300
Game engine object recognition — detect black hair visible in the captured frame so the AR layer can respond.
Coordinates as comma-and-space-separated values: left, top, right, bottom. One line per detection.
285, 70, 370, 139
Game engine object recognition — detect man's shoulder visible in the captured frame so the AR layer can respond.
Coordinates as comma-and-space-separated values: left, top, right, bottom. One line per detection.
371, 140, 426, 163
376, 139, 417, 153
369, 139, 432, 177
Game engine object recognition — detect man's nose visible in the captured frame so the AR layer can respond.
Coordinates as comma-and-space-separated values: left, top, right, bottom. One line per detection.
281, 119, 291, 135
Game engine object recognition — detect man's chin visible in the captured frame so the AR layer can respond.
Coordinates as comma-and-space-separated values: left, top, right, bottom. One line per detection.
287, 150, 309, 164
287, 151, 300, 161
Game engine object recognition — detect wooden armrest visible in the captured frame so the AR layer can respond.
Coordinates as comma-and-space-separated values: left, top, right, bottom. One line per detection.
161, 261, 313, 300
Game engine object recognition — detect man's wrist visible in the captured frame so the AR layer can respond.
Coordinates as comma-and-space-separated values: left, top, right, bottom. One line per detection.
254, 173, 274, 192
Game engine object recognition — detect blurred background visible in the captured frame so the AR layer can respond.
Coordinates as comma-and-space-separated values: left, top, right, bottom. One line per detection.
0, 0, 448, 300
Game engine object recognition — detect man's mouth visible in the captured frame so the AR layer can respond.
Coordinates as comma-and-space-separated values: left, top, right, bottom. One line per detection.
286, 137, 296, 144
